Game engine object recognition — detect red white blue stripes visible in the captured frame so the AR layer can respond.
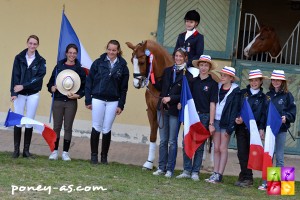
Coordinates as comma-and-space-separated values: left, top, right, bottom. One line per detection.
270, 70, 286, 80
179, 75, 210, 159
249, 69, 263, 79
58, 11, 92, 74
240, 99, 264, 170
5, 109, 56, 152
262, 101, 282, 180
220, 66, 236, 77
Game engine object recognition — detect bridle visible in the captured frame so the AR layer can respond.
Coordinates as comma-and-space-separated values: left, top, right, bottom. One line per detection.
131, 42, 165, 128
132, 43, 151, 89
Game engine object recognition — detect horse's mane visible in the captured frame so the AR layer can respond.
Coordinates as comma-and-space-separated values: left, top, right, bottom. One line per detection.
145, 40, 174, 67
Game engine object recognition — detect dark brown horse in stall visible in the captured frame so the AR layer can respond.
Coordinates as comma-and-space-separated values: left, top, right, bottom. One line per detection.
244, 26, 281, 58
126, 40, 173, 169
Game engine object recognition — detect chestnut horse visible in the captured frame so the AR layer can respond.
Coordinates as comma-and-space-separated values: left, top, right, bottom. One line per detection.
126, 40, 173, 169
244, 26, 281, 58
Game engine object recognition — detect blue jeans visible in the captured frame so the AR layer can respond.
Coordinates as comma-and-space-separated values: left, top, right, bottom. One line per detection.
157, 110, 179, 173
182, 113, 209, 173
275, 132, 286, 167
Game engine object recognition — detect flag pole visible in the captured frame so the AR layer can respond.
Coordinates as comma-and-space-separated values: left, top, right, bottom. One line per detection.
50, 4, 65, 123
49, 68, 58, 123
49, 95, 54, 123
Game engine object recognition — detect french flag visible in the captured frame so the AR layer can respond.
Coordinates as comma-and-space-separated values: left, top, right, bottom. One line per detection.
58, 11, 92, 74
179, 74, 210, 159
262, 101, 282, 180
240, 99, 264, 171
4, 109, 57, 152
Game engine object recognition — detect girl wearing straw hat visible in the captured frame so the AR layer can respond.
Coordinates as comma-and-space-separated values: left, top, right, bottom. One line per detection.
258, 69, 296, 190
234, 69, 268, 187
47, 44, 86, 161
10, 35, 46, 159
205, 66, 240, 183
176, 55, 218, 181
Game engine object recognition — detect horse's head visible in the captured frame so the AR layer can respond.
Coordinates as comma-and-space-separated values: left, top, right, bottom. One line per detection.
126, 41, 150, 89
244, 26, 281, 57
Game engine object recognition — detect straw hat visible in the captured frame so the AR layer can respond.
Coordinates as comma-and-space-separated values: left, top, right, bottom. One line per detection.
56, 69, 81, 95
248, 69, 268, 79
270, 70, 286, 80
218, 66, 240, 81
192, 55, 217, 70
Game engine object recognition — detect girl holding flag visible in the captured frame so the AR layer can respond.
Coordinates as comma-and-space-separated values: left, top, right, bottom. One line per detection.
258, 70, 296, 190
176, 55, 218, 181
152, 48, 192, 178
10, 35, 46, 159
205, 66, 240, 183
234, 69, 268, 187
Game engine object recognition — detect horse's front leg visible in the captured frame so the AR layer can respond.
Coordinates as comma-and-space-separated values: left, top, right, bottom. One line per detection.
142, 93, 159, 170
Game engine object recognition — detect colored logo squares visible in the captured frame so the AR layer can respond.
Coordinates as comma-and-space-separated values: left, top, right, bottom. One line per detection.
281, 167, 295, 181
281, 181, 295, 195
267, 181, 281, 195
267, 167, 281, 181
267, 167, 295, 196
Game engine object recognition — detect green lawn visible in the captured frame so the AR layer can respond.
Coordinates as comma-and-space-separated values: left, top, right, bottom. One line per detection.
0, 152, 298, 200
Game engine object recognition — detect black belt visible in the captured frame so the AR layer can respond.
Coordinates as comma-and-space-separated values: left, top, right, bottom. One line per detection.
19, 92, 38, 96
197, 111, 209, 114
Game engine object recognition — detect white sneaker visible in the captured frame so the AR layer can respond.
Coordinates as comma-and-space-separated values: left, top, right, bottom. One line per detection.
153, 169, 165, 176
165, 171, 172, 178
49, 150, 58, 160
62, 151, 71, 161
191, 173, 199, 181
176, 170, 191, 179
205, 172, 217, 182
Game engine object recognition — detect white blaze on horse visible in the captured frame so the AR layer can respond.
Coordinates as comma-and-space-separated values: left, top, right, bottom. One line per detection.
244, 26, 281, 58
126, 40, 173, 170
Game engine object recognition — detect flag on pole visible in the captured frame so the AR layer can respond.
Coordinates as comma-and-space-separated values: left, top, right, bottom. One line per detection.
179, 74, 210, 159
58, 11, 92, 74
4, 109, 57, 152
262, 101, 282, 180
240, 99, 264, 171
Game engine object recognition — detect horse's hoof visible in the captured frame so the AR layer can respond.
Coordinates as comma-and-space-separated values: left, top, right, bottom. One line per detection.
142, 161, 153, 170
142, 167, 152, 171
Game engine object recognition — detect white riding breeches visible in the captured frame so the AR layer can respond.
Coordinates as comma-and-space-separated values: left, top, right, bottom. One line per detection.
92, 98, 118, 134
14, 93, 40, 128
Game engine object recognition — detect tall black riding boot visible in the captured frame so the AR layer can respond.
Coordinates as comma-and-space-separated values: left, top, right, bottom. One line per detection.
23, 127, 35, 159
101, 131, 111, 164
90, 128, 100, 164
12, 126, 22, 158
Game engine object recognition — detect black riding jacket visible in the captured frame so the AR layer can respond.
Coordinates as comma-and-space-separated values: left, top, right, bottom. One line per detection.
266, 89, 296, 132
85, 53, 129, 110
47, 58, 86, 101
10, 49, 46, 96
237, 85, 268, 131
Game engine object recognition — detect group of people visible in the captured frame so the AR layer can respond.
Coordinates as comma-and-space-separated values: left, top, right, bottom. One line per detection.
10, 35, 129, 164
150, 10, 296, 191
9, 10, 296, 191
